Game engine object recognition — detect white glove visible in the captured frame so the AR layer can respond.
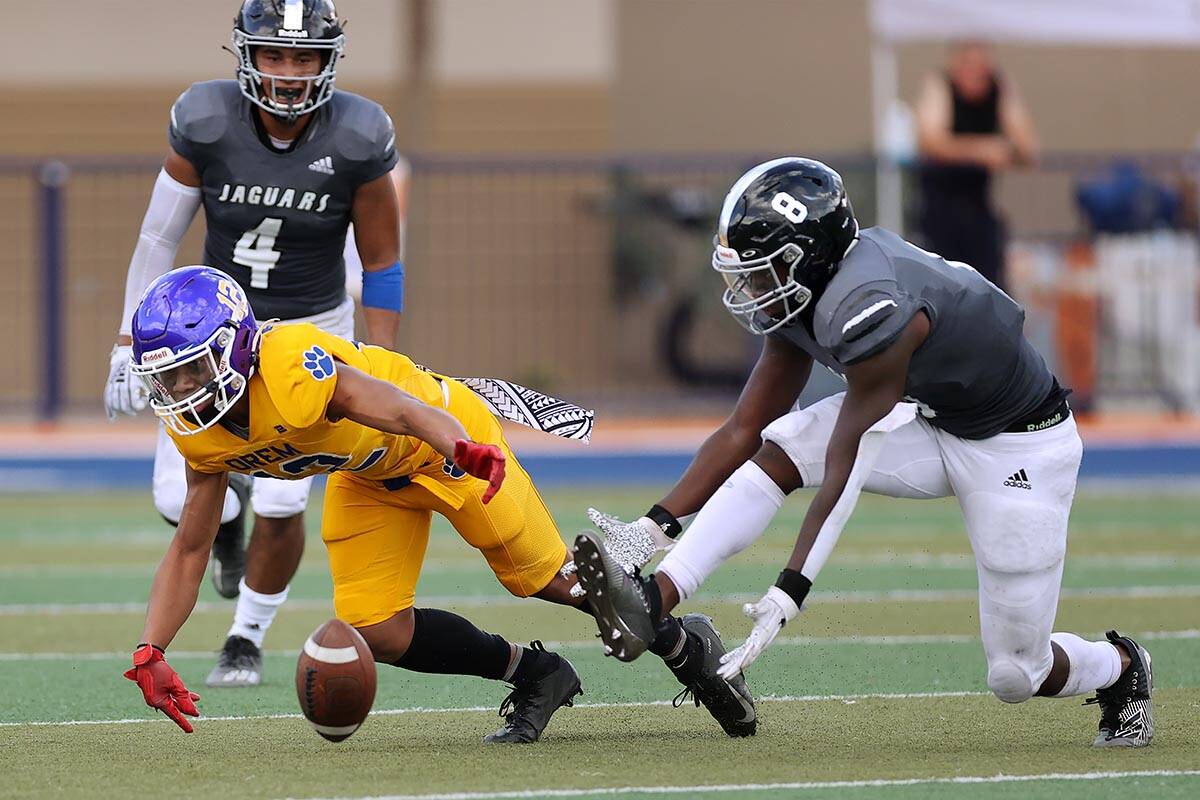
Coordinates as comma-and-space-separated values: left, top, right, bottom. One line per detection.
716, 586, 801, 680
587, 508, 675, 572
104, 344, 148, 421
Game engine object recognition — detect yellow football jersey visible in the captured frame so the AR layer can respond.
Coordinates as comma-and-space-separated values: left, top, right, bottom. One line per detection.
169, 322, 453, 489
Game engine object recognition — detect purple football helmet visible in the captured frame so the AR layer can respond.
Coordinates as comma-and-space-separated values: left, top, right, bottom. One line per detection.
130, 266, 259, 435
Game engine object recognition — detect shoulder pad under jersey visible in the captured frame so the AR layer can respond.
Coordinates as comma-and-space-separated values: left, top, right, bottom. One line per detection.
329, 91, 399, 183
168, 80, 237, 152
813, 234, 919, 365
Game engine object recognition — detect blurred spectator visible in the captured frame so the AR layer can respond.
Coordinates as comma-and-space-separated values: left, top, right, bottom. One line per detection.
915, 41, 1038, 289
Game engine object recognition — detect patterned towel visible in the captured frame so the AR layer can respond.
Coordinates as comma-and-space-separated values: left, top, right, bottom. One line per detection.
458, 377, 594, 444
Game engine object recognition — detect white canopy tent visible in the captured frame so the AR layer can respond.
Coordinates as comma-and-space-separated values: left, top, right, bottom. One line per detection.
868, 0, 1200, 230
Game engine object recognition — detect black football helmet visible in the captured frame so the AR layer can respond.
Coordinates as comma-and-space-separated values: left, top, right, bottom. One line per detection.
713, 157, 858, 334
232, 0, 345, 122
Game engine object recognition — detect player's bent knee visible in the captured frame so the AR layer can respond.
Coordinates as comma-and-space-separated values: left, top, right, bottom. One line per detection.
355, 608, 415, 664
760, 400, 840, 488
252, 475, 312, 518
153, 493, 186, 527
252, 492, 309, 518
751, 441, 803, 493
987, 660, 1035, 704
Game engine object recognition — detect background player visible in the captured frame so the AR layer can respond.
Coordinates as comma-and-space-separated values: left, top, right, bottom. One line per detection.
103, 0, 405, 688
123, 266, 749, 741
577, 158, 1154, 748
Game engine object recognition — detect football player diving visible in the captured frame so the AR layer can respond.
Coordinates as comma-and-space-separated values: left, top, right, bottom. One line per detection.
104, 0, 406, 689
123, 266, 757, 741
575, 158, 1153, 748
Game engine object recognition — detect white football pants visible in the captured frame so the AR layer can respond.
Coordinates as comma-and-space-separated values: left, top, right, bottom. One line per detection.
662, 391, 1083, 703
152, 295, 357, 523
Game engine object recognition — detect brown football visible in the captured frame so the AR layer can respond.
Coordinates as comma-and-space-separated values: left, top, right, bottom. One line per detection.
295, 618, 377, 742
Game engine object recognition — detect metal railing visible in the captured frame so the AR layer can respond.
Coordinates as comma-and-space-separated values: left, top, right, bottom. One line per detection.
2, 151, 1197, 418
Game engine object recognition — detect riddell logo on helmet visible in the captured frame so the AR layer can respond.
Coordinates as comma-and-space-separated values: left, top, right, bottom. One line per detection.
140, 348, 174, 365
277, 28, 309, 37
716, 246, 741, 263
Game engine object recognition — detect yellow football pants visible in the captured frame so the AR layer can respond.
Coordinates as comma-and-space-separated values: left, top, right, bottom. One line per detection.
321, 379, 568, 627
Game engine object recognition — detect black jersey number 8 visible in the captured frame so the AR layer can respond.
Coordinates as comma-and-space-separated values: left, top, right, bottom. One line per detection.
233, 217, 284, 289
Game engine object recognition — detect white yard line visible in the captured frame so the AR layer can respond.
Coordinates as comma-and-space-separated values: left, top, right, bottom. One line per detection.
4, 629, 1197, 662
5, 552, 1198, 577
284, 771, 1200, 800
0, 690, 989, 729
3, 584, 1199, 616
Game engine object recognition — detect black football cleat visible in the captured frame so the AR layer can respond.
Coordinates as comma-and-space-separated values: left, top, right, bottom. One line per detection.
572, 531, 656, 662
1086, 630, 1153, 747
205, 635, 263, 688
669, 614, 757, 737
210, 474, 250, 599
484, 642, 582, 743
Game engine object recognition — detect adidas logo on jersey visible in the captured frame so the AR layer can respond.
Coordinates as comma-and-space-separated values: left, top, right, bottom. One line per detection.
308, 156, 335, 175
1003, 469, 1032, 490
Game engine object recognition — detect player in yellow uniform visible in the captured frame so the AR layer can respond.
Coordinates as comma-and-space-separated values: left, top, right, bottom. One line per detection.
122, 266, 758, 741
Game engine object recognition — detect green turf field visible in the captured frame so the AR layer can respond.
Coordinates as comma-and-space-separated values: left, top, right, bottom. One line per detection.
1, 486, 1197, 799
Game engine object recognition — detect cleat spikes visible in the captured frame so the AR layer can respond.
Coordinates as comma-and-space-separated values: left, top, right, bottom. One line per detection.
571, 531, 654, 663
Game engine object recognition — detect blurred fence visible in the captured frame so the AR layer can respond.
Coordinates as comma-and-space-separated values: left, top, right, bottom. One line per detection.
1, 152, 1198, 418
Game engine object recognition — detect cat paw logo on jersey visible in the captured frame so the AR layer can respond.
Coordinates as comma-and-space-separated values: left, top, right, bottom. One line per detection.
302, 346, 335, 381
1003, 469, 1032, 490
442, 457, 467, 480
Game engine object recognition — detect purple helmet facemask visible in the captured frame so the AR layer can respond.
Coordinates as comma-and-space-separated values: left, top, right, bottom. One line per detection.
130, 266, 259, 436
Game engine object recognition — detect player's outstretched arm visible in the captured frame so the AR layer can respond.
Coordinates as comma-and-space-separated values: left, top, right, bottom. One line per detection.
127, 464, 227, 732
718, 313, 929, 679
660, 336, 812, 519
588, 337, 812, 574
141, 464, 228, 649
784, 314, 928, 579
329, 364, 505, 501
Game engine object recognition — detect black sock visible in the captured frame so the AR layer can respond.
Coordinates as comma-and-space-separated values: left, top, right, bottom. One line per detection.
393, 607, 512, 680
648, 614, 690, 663
510, 641, 561, 684
643, 573, 664, 621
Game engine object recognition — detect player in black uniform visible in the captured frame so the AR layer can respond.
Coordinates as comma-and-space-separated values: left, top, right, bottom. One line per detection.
104, 0, 405, 688
574, 158, 1154, 748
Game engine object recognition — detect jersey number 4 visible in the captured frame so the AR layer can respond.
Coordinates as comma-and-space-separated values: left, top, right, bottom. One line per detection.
233, 217, 284, 289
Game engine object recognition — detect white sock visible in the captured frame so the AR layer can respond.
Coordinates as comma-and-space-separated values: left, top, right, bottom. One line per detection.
658, 461, 785, 600
227, 578, 290, 648
1048, 632, 1123, 697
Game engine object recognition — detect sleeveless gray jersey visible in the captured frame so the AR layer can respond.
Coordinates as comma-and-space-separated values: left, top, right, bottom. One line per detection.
770, 227, 1058, 439
168, 80, 398, 320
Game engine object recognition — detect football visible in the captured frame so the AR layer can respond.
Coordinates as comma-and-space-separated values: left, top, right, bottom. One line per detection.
295, 618, 377, 742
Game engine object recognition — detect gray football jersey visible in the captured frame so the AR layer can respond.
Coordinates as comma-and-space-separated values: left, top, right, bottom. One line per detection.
770, 227, 1057, 439
168, 80, 398, 320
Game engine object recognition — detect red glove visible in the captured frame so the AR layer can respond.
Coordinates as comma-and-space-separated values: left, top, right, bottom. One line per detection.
124, 644, 200, 733
454, 439, 506, 504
